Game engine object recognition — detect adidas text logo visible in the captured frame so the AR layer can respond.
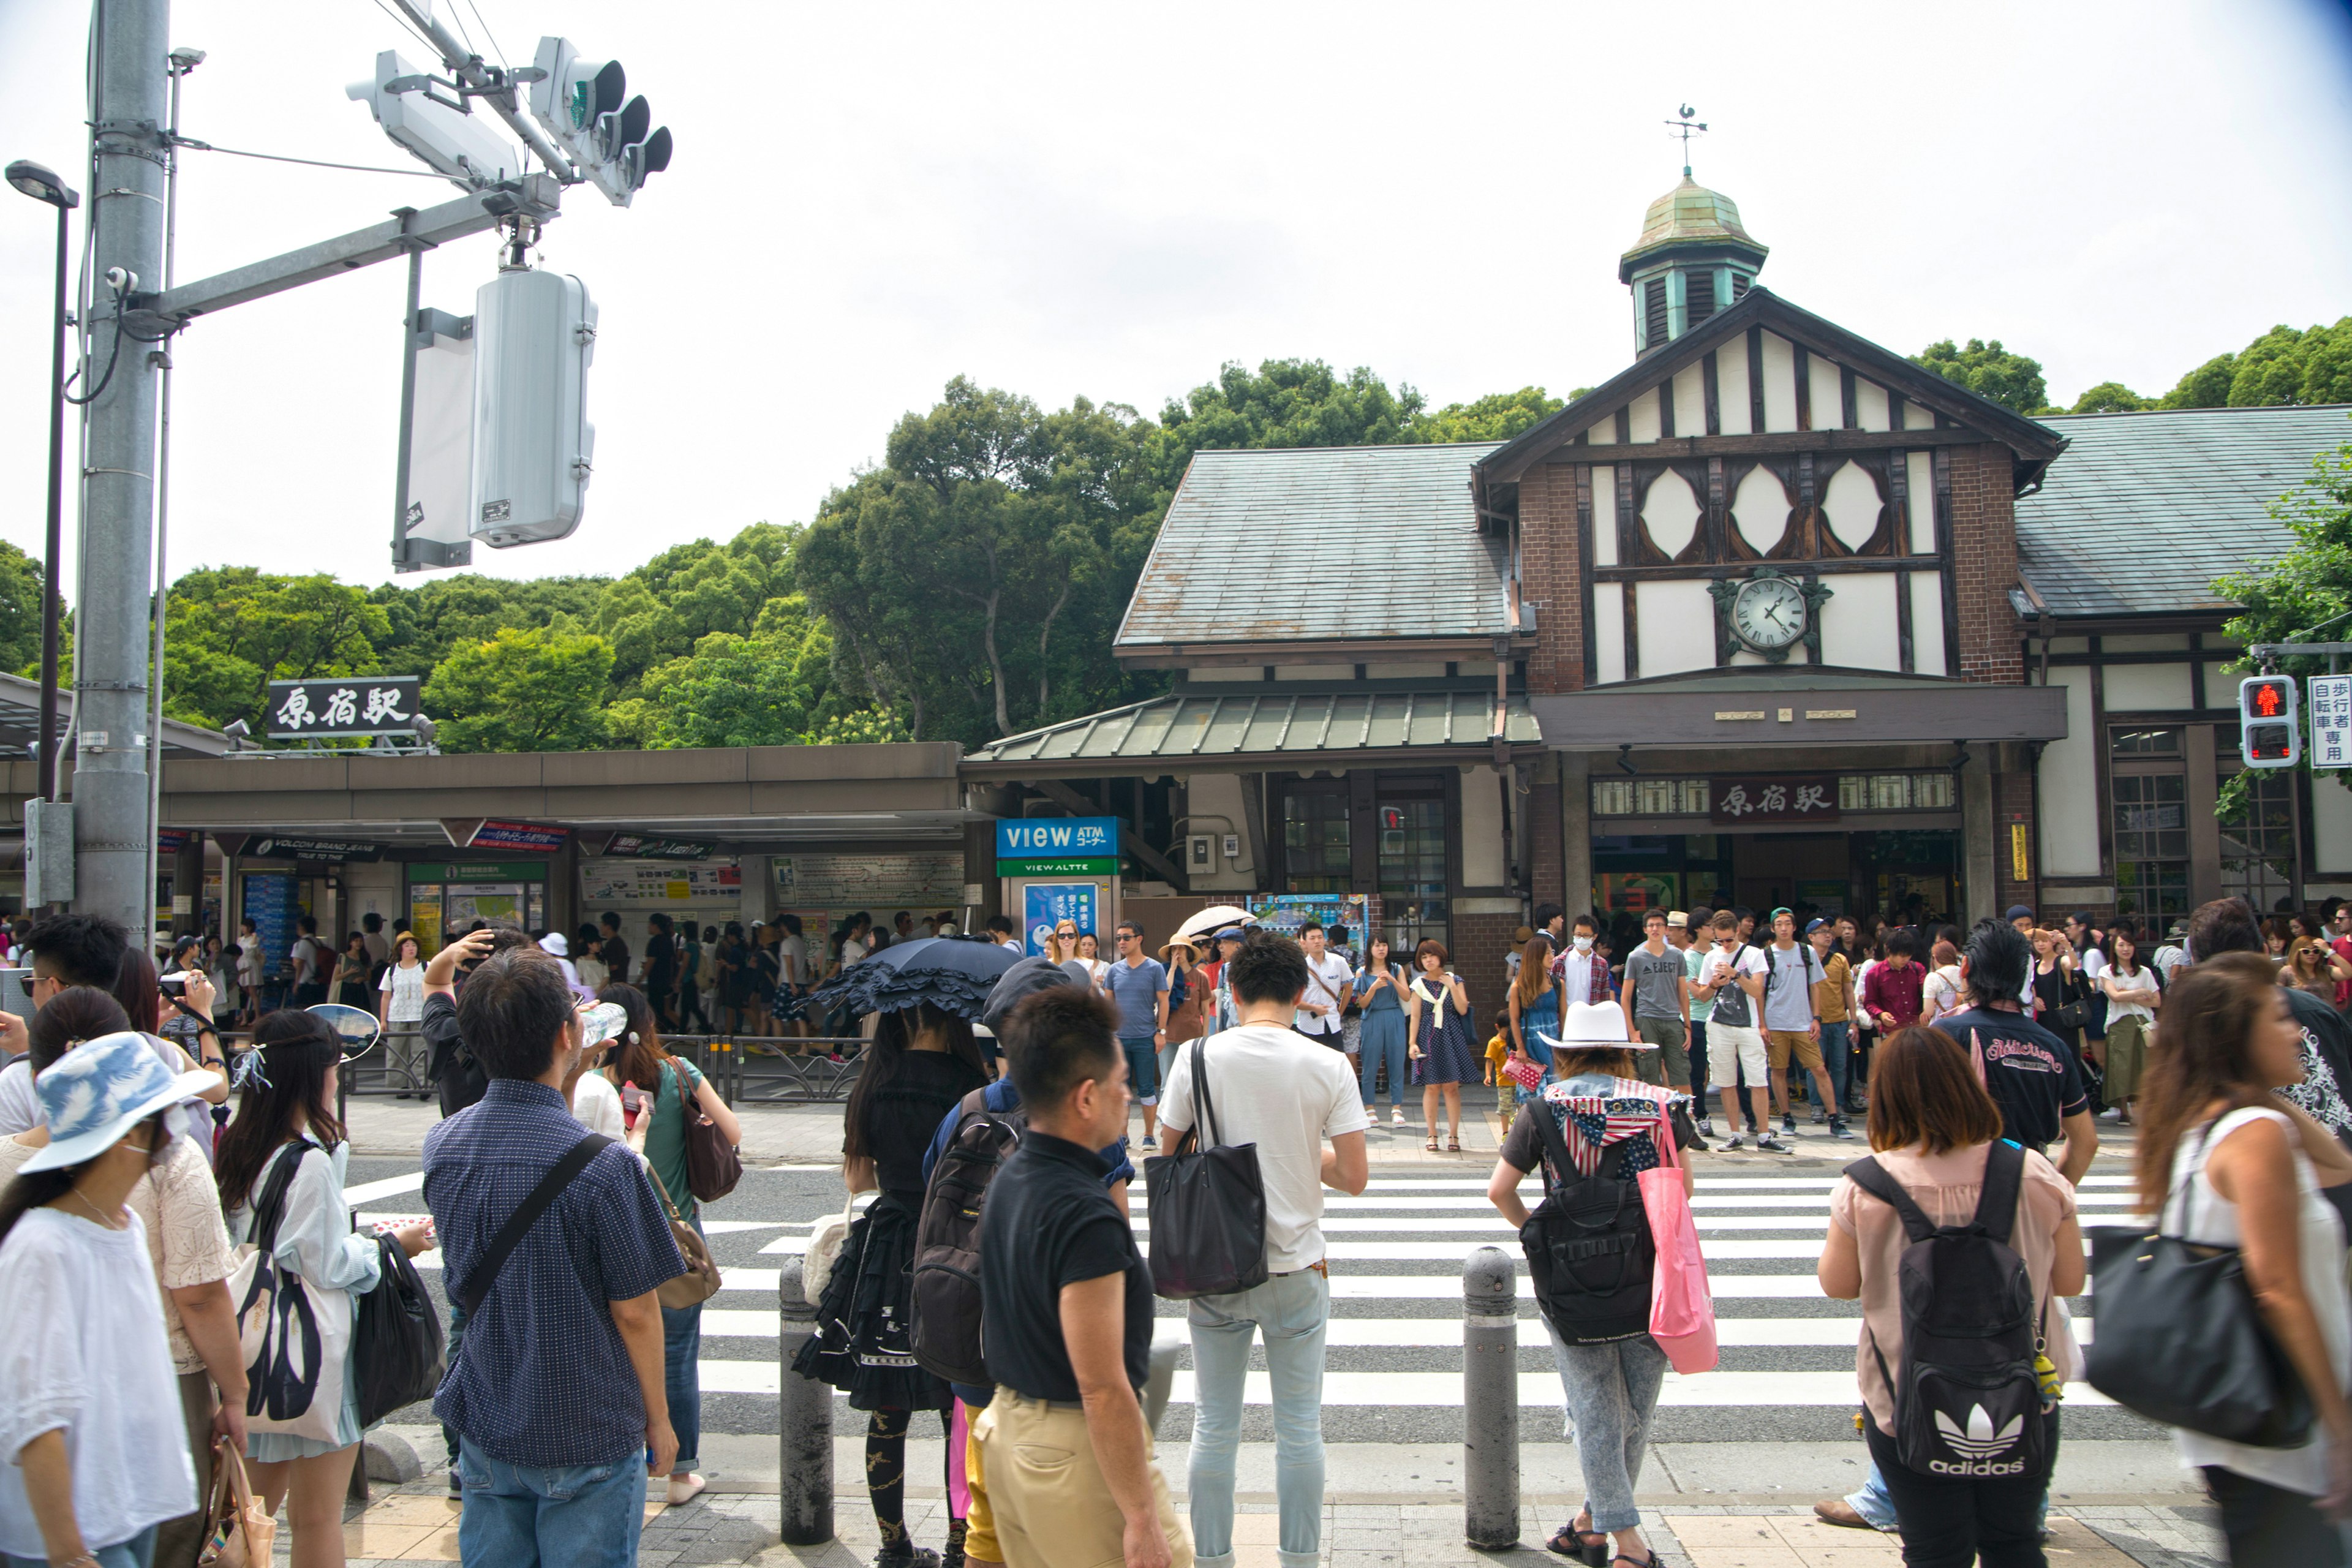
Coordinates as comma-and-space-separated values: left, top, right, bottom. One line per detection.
1929, 1458, 2029, 1477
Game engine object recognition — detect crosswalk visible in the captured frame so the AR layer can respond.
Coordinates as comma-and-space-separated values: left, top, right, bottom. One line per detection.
357, 1163, 2152, 1440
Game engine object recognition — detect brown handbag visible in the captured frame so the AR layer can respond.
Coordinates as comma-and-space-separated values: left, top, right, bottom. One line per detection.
675, 1060, 742, 1202
197, 1436, 275, 1567
646, 1162, 724, 1310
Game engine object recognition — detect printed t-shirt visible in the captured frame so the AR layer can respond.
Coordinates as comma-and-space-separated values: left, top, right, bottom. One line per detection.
1623, 944, 1686, 1021
1934, 1005, 2089, 1150
1700, 946, 1770, 1029
1294, 951, 1354, 1036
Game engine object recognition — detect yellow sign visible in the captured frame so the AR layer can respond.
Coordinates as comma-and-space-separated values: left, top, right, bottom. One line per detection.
2010, 823, 2031, 884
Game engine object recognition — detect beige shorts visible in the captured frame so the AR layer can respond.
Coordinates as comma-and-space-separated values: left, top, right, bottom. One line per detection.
975, 1390, 1193, 1567
1711, 1023, 1770, 1080
1766, 1028, 1823, 1070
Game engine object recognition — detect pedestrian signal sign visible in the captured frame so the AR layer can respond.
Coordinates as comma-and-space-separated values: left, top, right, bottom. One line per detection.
2239, 675, 2299, 768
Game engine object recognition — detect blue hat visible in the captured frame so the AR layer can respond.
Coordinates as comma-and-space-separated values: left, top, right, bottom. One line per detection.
1804, 918, 1829, 935
2005, 905, 2035, 923
20, 1030, 217, 1174
1213, 925, 1246, 941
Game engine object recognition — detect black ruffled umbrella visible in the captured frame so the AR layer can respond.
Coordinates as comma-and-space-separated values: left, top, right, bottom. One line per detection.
790, 937, 1023, 1022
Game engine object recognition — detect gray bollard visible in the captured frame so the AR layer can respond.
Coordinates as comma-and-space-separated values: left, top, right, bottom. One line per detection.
1463, 1245, 1521, 1549
778, 1254, 834, 1545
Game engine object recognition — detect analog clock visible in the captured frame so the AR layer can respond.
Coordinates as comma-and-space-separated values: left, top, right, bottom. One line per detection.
1732, 575, 1806, 650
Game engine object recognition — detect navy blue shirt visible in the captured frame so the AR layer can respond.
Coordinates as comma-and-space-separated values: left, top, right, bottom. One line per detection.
423, 1079, 685, 1466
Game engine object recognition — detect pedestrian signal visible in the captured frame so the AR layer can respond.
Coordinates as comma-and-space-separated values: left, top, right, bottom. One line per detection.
2239, 675, 2299, 768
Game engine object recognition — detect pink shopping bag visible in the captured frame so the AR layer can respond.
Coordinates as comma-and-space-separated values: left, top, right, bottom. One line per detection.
1638, 1109, 1717, 1374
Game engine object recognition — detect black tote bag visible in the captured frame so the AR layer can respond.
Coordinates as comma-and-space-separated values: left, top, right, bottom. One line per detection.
2084, 1123, 2312, 1447
353, 1232, 448, 1429
1144, 1036, 1268, 1300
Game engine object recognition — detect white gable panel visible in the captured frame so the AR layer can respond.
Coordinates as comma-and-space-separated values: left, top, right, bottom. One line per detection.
1635, 580, 1717, 677
2041, 666, 2100, 876
1808, 353, 1844, 432
1593, 583, 1626, 685
1905, 452, 1937, 553
1910, 572, 1948, 675
1855, 380, 1890, 432
1759, 333, 1798, 432
1626, 391, 1660, 445
1904, 399, 1939, 431
1672, 363, 1706, 437
1714, 337, 1752, 435
1732, 464, 1789, 556
1586, 420, 1615, 447
1591, 466, 1618, 567
1642, 468, 1702, 560
1819, 571, 1900, 671
1821, 461, 1883, 553
2105, 663, 2194, 712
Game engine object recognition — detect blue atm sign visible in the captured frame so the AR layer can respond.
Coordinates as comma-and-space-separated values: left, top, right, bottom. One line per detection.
997, 817, 1120, 860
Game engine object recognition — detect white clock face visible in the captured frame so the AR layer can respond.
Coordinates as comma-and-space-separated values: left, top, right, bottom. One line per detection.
1732, 576, 1805, 649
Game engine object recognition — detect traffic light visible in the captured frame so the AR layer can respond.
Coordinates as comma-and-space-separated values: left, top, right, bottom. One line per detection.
527, 37, 673, 206
2239, 674, 2301, 768
347, 50, 524, 192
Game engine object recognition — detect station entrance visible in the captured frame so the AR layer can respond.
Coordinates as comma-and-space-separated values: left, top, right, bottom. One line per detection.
1594, 826, 1961, 944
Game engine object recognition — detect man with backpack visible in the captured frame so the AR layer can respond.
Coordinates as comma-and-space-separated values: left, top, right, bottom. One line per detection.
289, 915, 331, 1006
1762, 908, 1852, 1141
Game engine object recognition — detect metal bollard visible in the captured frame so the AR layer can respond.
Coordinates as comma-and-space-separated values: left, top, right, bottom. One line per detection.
778, 1254, 834, 1545
1463, 1245, 1521, 1549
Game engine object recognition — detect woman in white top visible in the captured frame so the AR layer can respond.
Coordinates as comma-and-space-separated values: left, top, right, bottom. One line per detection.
377, 932, 431, 1099
2097, 930, 2160, 1125
575, 925, 611, 992
214, 1011, 431, 1568
1918, 940, 1966, 1025
1073, 932, 1111, 992
2135, 952, 2352, 1564
0, 1028, 220, 1568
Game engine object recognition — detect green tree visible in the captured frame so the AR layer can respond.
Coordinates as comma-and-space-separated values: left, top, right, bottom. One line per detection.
1150, 359, 1427, 489
1420, 386, 1566, 442
2162, 353, 2239, 409
2068, 381, 2153, 414
0, 540, 51, 678
369, 574, 602, 685
162, 568, 390, 730
2160, 320, 2352, 409
423, 625, 615, 752
632, 597, 848, 748
1909, 339, 2050, 415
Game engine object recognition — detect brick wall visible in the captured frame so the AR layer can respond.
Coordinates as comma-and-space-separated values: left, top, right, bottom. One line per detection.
1994, 767, 2038, 916
1452, 910, 1523, 1021
1947, 443, 2025, 686
1520, 465, 1585, 696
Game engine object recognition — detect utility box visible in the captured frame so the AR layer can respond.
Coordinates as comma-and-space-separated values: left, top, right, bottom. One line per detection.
24, 799, 73, 907
469, 268, 596, 548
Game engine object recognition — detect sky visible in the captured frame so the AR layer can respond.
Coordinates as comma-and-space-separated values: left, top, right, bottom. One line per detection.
0, 0, 2348, 596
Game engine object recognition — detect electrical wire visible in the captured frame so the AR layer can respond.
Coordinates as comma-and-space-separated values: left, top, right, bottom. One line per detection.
464, 0, 510, 74
369, 0, 442, 58
170, 135, 450, 180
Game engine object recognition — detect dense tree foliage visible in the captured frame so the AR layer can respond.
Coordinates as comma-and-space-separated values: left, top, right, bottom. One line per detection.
2158, 319, 2352, 409
1910, 339, 2051, 415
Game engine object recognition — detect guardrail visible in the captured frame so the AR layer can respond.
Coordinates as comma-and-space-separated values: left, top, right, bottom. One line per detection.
274, 1027, 875, 1112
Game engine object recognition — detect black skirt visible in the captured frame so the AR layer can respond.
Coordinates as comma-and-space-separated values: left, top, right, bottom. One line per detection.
790, 1191, 948, 1413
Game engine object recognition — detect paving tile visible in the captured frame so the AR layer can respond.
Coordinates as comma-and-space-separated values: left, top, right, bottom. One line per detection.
1680, 1547, 1807, 1568
1668, 1517, 1796, 1547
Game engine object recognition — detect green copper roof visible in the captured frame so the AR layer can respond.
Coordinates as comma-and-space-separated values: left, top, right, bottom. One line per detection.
963, 688, 1540, 772
1621, 176, 1767, 270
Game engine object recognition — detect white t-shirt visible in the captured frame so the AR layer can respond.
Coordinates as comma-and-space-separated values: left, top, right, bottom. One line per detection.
2077, 946, 2109, 984
1761, 943, 1822, 1031
840, 938, 868, 969
2154, 944, 2187, 982
0, 1059, 34, 1136
571, 1068, 627, 1141
1558, 947, 1602, 1005
379, 960, 427, 1023
779, 933, 808, 986
1158, 1022, 1370, 1272
1698, 946, 1770, 1030
2104, 962, 2158, 1023
1851, 958, 1879, 1030
1295, 951, 1354, 1036
1921, 963, 1966, 1023
0, 1208, 196, 1558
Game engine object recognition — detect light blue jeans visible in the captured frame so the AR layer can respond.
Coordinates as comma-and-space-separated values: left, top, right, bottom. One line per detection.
1541, 1319, 1668, 1534
457, 1436, 646, 1567
1186, 1268, 1330, 1568
4, 1525, 153, 1568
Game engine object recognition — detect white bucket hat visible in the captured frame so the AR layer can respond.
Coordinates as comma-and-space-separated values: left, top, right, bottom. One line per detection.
1539, 1000, 1655, 1053
20, 1030, 218, 1174
539, 932, 571, 958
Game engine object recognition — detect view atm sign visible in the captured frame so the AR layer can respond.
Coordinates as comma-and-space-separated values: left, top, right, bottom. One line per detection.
997, 817, 1121, 875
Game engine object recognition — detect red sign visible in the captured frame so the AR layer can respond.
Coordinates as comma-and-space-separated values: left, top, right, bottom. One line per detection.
1709, 775, 1840, 826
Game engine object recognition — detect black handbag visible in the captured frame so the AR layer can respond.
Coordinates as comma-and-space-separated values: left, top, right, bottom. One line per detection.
1143, 1036, 1268, 1300
353, 1232, 447, 1429
2048, 970, 2096, 1033
2084, 1121, 2313, 1447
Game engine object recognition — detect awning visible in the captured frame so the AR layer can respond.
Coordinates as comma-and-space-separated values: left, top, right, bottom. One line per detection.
962, 687, 1542, 778
1530, 672, 2067, 750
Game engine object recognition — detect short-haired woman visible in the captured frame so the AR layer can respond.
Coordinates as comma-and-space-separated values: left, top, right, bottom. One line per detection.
2135, 951, 2352, 1565
1406, 940, 1474, 1153
379, 932, 431, 1099
1817, 1026, 2084, 1568
2098, 930, 2162, 1126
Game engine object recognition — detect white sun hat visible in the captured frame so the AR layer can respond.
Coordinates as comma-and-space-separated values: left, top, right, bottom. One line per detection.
20, 1030, 219, 1174
1539, 999, 1656, 1053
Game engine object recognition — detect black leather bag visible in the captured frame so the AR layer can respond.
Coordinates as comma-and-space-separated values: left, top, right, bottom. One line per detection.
1143, 1036, 1268, 1300
2048, 970, 2096, 1033
2084, 1123, 2313, 1447
353, 1232, 447, 1430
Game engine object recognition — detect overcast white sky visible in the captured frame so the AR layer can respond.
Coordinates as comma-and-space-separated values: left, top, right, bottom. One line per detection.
1, 0, 2348, 595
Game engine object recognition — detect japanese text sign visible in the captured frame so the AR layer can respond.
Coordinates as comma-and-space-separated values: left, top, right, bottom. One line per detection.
265, 676, 423, 738
1709, 775, 1841, 826
1023, 883, 1099, 957
2313, 676, 2352, 769
469, 820, 568, 853
997, 816, 1120, 861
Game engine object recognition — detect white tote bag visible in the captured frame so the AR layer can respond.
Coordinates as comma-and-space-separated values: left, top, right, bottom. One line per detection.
230, 1144, 352, 1446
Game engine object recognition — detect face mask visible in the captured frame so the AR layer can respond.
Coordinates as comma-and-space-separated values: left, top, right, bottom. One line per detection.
1572, 935, 1593, 953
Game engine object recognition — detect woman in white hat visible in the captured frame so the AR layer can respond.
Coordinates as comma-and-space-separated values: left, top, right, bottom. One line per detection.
1485, 1000, 1700, 1568
0, 1028, 221, 1568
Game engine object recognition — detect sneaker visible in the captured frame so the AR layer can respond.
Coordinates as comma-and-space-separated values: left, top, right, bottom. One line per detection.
2098, 1106, 2124, 1121
448, 1468, 461, 1497
1722, 1133, 1747, 1150
1781, 1114, 1798, 1136
1812, 1106, 1828, 1125
1697, 1118, 1716, 1138
873, 1550, 942, 1568
1830, 1117, 1856, 1141
1138, 1133, 1156, 1150
1758, 1133, 1795, 1153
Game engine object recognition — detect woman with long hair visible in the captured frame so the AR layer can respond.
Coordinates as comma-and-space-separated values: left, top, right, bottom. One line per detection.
216, 1010, 431, 1568
0, 1030, 222, 1568
1506, 930, 1562, 1107
1073, 931, 1110, 992
333, 933, 372, 1010
2135, 952, 2352, 1564
792, 1002, 988, 1567
1406, 939, 1475, 1153
1043, 919, 1082, 968
1354, 934, 1412, 1127
597, 983, 741, 1506
2098, 930, 2162, 1125
2285, 935, 2350, 999
1818, 1026, 2084, 1568
112, 946, 228, 1158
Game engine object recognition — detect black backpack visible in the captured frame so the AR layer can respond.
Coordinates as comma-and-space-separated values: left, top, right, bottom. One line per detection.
909, 1088, 1024, 1386
1518, 1105, 1654, 1344
1845, 1142, 2049, 1479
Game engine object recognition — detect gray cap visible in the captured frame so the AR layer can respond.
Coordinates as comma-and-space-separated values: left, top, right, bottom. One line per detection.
980, 956, 1093, 1038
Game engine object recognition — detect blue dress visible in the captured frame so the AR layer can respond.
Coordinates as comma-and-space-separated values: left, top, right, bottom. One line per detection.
1410, 974, 1479, 1087
1354, 966, 1409, 1058
1513, 989, 1561, 1106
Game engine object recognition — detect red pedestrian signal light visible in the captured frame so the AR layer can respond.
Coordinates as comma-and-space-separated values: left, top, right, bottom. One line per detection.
2239, 675, 2301, 769
2249, 679, 2288, 718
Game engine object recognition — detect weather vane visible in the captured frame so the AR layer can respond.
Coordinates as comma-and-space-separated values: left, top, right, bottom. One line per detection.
1665, 105, 1707, 178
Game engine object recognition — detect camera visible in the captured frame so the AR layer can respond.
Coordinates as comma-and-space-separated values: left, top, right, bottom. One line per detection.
159, 973, 188, 998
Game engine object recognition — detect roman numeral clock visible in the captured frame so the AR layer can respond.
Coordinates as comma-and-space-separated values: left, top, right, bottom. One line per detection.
1708, 566, 1833, 665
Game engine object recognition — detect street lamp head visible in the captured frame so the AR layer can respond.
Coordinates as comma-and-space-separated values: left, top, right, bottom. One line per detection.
168, 47, 206, 74
4, 160, 79, 210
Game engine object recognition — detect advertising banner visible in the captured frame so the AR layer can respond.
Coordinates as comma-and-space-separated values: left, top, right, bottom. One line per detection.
1023, 883, 1100, 957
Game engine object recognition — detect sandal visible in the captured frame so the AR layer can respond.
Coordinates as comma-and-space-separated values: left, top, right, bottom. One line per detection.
1425, 1135, 1440, 1152
1611, 1555, 1659, 1568
1447, 1134, 1463, 1152
1545, 1514, 1608, 1564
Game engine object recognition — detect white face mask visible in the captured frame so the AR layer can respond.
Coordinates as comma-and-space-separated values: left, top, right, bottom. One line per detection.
1572, 935, 1594, 953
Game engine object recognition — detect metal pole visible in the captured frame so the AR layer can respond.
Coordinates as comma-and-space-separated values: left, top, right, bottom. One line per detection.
1462, 1245, 1520, 1549
777, 1255, 833, 1545
38, 198, 69, 809
75, 0, 170, 947
147, 50, 190, 951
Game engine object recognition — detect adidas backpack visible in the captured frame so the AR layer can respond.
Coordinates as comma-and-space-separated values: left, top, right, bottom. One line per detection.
908, 1087, 1024, 1387
1844, 1140, 2049, 1479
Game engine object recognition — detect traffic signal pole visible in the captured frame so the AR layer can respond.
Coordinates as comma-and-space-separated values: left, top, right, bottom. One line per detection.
75, 0, 172, 946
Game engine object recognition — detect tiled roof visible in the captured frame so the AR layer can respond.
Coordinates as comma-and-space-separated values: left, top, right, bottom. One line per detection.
1114, 443, 1510, 649
963, 687, 1540, 770
2018, 405, 2352, 617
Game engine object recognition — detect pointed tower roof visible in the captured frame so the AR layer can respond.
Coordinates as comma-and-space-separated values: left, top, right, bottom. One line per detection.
1618, 175, 1768, 282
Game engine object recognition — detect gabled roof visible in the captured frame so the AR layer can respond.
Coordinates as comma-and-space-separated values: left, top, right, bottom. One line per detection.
2016, 405, 2352, 619
1476, 286, 2068, 486
1113, 442, 1512, 653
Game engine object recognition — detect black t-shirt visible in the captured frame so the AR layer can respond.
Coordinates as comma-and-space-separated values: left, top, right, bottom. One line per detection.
854, 1049, 990, 1197
1937, 1005, 2088, 1150
602, 934, 631, 984
979, 1131, 1152, 1401
645, 933, 675, 986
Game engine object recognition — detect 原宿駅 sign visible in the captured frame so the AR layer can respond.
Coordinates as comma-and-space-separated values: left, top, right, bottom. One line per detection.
265, 676, 423, 739
1709, 776, 1839, 826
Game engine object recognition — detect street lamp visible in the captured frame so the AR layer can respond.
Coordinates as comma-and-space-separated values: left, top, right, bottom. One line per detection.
7, 158, 80, 805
